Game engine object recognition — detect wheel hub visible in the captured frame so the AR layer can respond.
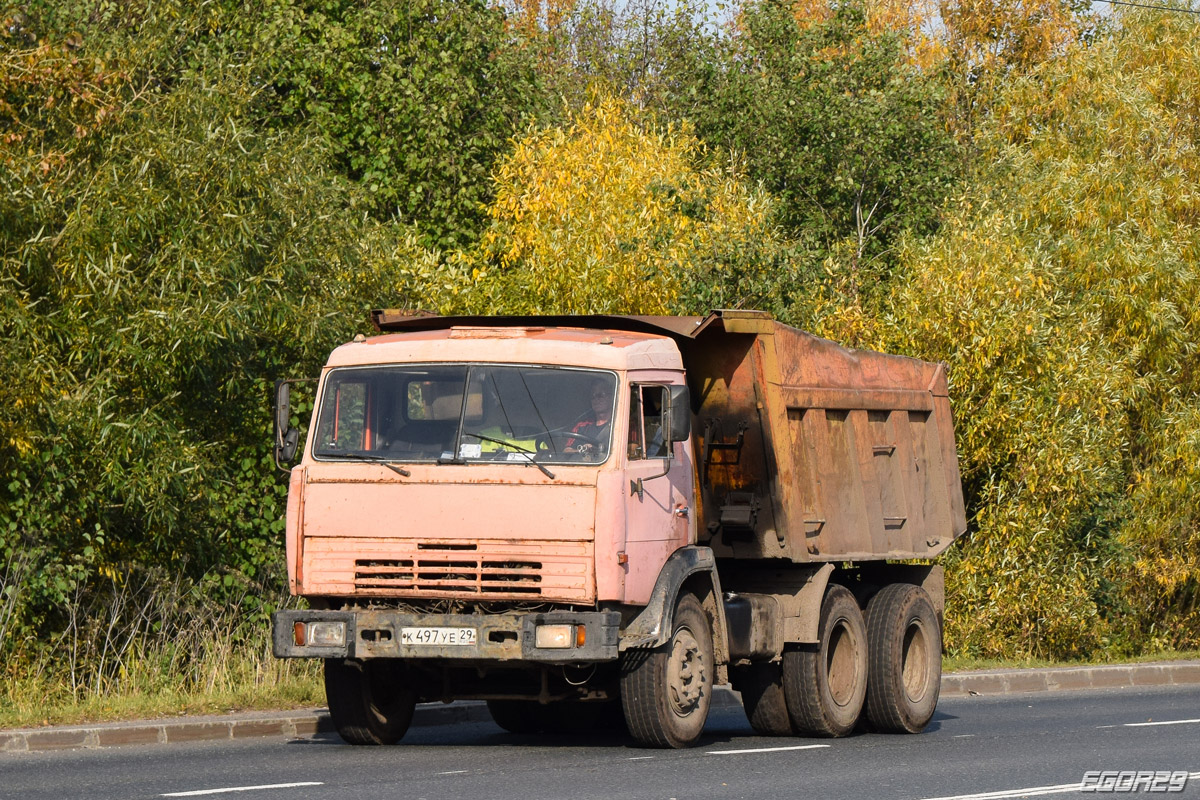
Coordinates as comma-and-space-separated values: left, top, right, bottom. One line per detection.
668, 627, 707, 715
902, 620, 929, 702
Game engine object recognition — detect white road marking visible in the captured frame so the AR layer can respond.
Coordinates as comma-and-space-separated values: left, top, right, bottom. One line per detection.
627, 756, 655, 760
913, 781, 1088, 800
706, 744, 830, 755
161, 783, 323, 798
913, 773, 1200, 800
953, 734, 975, 738
1097, 717, 1200, 729
438, 770, 469, 775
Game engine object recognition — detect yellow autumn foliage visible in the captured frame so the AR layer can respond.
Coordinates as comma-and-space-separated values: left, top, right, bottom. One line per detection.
865, 10, 1200, 658
787, 0, 947, 69
461, 95, 788, 315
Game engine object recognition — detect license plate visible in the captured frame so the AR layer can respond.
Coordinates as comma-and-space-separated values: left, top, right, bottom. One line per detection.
400, 626, 477, 646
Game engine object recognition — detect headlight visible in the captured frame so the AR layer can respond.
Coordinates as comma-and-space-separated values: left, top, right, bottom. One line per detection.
294, 620, 346, 648
534, 623, 585, 648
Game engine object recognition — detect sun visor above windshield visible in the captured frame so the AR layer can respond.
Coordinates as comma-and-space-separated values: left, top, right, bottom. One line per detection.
369, 310, 774, 342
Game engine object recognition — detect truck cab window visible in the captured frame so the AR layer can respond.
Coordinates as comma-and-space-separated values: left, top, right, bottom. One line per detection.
313, 364, 616, 465
315, 381, 367, 451
628, 384, 669, 460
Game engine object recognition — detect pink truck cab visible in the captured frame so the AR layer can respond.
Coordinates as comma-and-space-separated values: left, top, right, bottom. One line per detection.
272, 310, 967, 748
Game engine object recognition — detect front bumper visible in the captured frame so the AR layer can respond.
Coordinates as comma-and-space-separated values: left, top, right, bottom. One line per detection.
272, 609, 621, 664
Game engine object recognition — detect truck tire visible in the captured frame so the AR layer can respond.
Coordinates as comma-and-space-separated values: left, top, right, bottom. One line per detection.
864, 583, 941, 733
550, 700, 627, 734
620, 592, 713, 748
782, 584, 868, 737
731, 662, 795, 736
488, 699, 624, 735
324, 658, 416, 745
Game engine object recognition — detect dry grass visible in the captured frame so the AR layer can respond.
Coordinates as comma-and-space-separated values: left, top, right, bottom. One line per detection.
1, 565, 324, 730
0, 659, 322, 729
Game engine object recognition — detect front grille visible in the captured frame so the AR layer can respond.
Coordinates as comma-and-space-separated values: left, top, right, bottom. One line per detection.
354, 549, 544, 595
304, 537, 594, 602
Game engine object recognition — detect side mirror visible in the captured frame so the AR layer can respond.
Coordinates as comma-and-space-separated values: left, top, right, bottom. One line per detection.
274, 379, 301, 469
669, 385, 691, 443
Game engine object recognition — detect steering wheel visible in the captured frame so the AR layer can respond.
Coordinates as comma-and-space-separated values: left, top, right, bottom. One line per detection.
535, 430, 602, 460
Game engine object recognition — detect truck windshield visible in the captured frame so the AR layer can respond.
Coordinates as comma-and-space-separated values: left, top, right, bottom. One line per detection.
312, 364, 617, 466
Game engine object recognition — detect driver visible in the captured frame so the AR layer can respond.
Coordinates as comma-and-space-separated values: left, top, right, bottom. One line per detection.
565, 379, 613, 457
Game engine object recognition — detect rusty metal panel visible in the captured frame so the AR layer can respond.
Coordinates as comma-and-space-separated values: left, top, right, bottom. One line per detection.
371, 310, 709, 339
687, 314, 966, 563
934, 395, 968, 541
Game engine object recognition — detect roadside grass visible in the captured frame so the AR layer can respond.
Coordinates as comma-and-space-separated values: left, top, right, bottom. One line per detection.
0, 564, 324, 730
0, 655, 322, 730
4, 648, 1198, 731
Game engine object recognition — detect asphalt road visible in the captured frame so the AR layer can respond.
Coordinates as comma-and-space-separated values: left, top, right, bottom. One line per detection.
3, 685, 1199, 800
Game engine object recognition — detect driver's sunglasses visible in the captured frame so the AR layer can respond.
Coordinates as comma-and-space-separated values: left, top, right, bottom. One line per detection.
591, 391, 611, 400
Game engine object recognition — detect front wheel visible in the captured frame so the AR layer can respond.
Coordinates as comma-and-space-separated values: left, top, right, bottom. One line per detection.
620, 593, 713, 748
324, 658, 417, 745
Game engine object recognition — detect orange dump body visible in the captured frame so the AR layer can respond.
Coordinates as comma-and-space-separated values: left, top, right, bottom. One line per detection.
676, 310, 967, 561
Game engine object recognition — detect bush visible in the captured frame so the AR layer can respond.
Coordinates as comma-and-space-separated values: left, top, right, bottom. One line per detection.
867, 10, 1200, 658
459, 94, 809, 316
0, 7, 447, 670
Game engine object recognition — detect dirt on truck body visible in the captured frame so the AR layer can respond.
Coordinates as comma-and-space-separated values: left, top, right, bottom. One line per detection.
272, 309, 967, 748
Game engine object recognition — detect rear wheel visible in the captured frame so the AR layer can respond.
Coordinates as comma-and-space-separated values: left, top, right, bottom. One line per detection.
783, 585, 868, 737
620, 592, 713, 748
731, 662, 795, 736
550, 700, 627, 734
324, 658, 416, 745
488, 699, 625, 735
486, 699, 551, 734
864, 583, 941, 733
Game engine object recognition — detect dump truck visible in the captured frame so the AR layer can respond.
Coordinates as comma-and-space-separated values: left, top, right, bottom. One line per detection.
271, 310, 967, 748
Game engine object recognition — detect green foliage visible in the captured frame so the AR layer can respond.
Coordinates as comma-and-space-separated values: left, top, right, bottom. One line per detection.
0, 4, 446, 664
0, 561, 321, 718
687, 2, 961, 300
238, 0, 548, 249
517, 0, 719, 122
1119, 403, 1200, 651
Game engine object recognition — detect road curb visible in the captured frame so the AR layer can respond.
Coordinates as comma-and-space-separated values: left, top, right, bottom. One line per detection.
3, 660, 1197, 753
938, 660, 1200, 698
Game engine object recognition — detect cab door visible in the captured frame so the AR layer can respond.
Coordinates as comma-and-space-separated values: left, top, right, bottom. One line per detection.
622, 378, 694, 605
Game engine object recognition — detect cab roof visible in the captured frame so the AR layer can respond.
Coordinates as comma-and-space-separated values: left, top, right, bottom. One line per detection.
325, 324, 686, 372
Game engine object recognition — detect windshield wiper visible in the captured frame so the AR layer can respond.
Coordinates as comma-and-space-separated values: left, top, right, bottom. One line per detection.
517, 369, 558, 455
462, 432, 556, 479
317, 451, 411, 477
